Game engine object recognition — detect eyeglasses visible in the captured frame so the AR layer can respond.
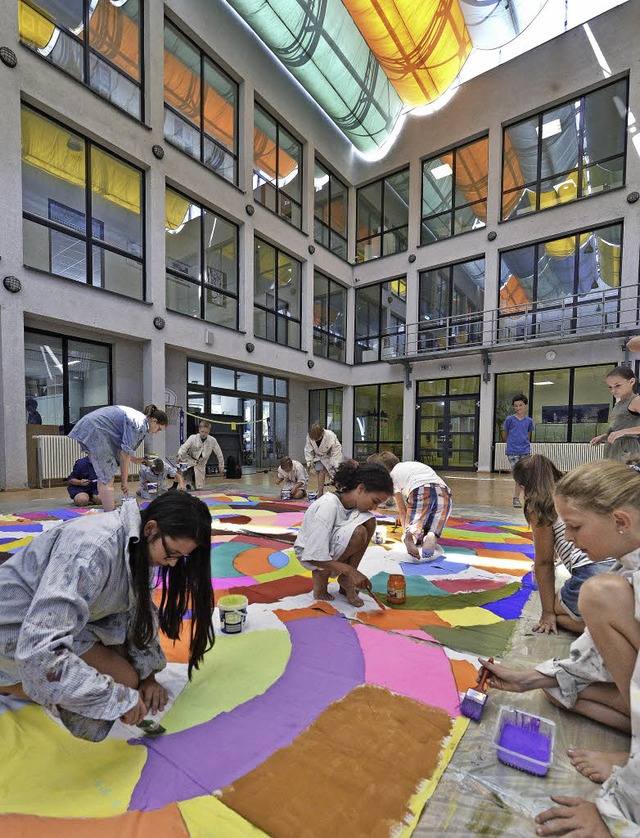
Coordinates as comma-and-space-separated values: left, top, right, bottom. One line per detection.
160, 533, 191, 563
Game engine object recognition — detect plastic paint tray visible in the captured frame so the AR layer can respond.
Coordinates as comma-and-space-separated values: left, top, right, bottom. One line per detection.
493, 706, 555, 776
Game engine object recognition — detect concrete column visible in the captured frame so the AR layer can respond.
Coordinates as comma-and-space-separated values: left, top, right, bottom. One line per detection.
142, 336, 167, 457
341, 385, 354, 457
402, 375, 415, 461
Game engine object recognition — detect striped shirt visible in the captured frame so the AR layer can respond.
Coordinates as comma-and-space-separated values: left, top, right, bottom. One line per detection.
552, 518, 592, 571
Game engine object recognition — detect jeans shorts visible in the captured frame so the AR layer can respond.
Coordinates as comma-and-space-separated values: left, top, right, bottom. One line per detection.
507, 454, 527, 470
558, 560, 617, 621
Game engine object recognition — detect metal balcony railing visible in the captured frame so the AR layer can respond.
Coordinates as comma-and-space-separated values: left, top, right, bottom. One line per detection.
382, 285, 638, 362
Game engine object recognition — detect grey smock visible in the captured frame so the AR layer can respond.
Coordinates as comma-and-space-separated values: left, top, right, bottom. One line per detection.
69, 405, 149, 483
604, 396, 640, 460
0, 500, 165, 741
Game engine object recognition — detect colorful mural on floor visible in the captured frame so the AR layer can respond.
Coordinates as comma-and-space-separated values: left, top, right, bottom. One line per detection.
0, 493, 534, 836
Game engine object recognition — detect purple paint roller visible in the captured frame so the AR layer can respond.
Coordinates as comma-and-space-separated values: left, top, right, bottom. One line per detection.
459, 658, 493, 721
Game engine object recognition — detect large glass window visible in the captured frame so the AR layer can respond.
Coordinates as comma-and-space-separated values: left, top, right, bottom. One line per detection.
355, 278, 406, 363
313, 272, 347, 363
498, 223, 622, 344
164, 21, 238, 184
356, 169, 409, 262
421, 136, 488, 243
253, 104, 302, 229
254, 239, 302, 349
309, 388, 343, 441
22, 105, 145, 299
502, 77, 628, 220
494, 364, 614, 445
25, 328, 111, 432
165, 188, 238, 327
186, 360, 288, 468
19, 0, 143, 119
314, 160, 348, 259
354, 383, 404, 460
419, 258, 484, 350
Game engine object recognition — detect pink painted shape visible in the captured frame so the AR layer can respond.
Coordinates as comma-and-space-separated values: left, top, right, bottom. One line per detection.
432, 578, 506, 594
212, 576, 259, 588
353, 624, 460, 717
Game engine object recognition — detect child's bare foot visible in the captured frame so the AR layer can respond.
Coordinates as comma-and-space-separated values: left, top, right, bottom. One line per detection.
403, 532, 420, 559
338, 575, 364, 607
422, 532, 437, 553
567, 748, 628, 784
312, 572, 334, 601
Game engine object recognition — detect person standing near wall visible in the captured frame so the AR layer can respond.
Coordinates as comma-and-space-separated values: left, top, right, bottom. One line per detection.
69, 405, 168, 513
177, 420, 224, 491
502, 394, 535, 508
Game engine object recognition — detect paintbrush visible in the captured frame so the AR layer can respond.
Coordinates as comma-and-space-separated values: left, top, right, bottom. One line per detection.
136, 719, 166, 736
459, 657, 493, 721
356, 585, 386, 610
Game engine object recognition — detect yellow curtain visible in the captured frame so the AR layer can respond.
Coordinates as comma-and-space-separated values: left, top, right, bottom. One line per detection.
18, 0, 56, 50
165, 190, 192, 231
598, 239, 620, 287
545, 230, 589, 259
342, 0, 471, 106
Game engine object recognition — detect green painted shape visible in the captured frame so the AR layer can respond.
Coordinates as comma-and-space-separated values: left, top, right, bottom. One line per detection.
163, 629, 292, 733
210, 542, 250, 578
381, 581, 521, 611
424, 620, 518, 656
443, 526, 529, 544
255, 548, 307, 583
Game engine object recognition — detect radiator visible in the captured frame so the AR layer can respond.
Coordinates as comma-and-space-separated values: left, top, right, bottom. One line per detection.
35, 436, 143, 487
494, 442, 604, 473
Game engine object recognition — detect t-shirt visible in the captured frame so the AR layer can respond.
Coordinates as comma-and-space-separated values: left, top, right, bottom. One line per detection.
66, 456, 98, 499
503, 414, 535, 455
390, 461, 447, 498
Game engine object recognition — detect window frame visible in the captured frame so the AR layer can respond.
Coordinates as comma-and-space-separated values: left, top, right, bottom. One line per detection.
253, 238, 302, 349
313, 270, 348, 363
253, 103, 303, 229
313, 158, 349, 259
356, 167, 409, 263
355, 277, 407, 363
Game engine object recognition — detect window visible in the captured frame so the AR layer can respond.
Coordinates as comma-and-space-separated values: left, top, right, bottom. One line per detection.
309, 388, 343, 441
19, 0, 143, 120
502, 77, 628, 220
498, 223, 622, 343
419, 258, 485, 349
356, 169, 409, 262
421, 136, 488, 243
165, 187, 238, 327
254, 239, 302, 349
313, 272, 347, 362
314, 160, 348, 259
25, 328, 111, 432
495, 364, 614, 445
353, 383, 404, 460
254, 104, 302, 229
22, 105, 145, 299
164, 21, 238, 184
355, 278, 406, 363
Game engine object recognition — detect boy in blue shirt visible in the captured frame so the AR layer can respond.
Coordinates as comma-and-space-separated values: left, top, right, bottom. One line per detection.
502, 394, 535, 508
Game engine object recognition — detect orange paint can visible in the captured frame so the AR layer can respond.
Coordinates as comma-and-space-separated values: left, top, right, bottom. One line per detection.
387, 574, 406, 605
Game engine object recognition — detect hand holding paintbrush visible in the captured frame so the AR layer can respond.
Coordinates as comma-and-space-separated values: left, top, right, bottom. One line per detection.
460, 657, 494, 720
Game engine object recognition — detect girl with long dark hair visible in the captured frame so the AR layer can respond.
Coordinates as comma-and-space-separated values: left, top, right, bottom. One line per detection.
0, 492, 214, 741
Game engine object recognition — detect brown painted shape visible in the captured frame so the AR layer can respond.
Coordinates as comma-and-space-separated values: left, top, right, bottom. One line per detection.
0, 803, 189, 837
219, 684, 453, 838
216, 515, 253, 525
227, 576, 313, 603
355, 609, 449, 630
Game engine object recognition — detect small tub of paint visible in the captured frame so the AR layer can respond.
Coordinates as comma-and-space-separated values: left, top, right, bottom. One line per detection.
374, 525, 387, 545
281, 488, 291, 500
218, 594, 248, 635
307, 491, 317, 502
493, 706, 555, 776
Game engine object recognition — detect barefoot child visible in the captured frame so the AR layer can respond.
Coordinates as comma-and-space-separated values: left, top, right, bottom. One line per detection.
479, 457, 640, 836
512, 454, 615, 634
293, 461, 392, 606
372, 453, 452, 560
275, 456, 308, 499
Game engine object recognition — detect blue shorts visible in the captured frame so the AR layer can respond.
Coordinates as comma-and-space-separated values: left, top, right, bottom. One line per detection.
558, 560, 617, 621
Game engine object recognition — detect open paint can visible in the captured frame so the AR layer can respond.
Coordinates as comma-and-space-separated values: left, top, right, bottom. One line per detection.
374, 525, 387, 545
281, 488, 291, 500
307, 491, 317, 502
218, 594, 248, 634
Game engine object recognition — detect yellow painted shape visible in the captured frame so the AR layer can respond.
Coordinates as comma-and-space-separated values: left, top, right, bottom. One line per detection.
0, 704, 144, 817
0, 537, 34, 551
400, 716, 468, 837
434, 605, 502, 627
179, 795, 268, 837
163, 629, 291, 734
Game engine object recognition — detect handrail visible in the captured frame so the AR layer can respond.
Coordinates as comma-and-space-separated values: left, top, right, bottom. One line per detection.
381, 285, 636, 362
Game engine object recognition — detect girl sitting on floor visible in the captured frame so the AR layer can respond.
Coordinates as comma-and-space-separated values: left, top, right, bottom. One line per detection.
0, 492, 214, 742
512, 454, 615, 635
294, 461, 392, 607
479, 457, 640, 837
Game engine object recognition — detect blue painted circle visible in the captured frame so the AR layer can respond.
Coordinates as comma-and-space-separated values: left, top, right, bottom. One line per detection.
268, 550, 290, 569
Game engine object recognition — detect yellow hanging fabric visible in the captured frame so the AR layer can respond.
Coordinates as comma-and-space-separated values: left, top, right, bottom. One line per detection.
18, 0, 56, 51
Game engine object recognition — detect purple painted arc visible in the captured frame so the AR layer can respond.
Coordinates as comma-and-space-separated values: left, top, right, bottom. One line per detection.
128, 614, 365, 811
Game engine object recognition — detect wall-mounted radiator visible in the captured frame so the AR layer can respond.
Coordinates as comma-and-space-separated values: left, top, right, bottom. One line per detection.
494, 442, 604, 473
34, 436, 143, 487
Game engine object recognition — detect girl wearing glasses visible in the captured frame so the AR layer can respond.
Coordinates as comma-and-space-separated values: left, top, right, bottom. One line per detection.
0, 492, 214, 741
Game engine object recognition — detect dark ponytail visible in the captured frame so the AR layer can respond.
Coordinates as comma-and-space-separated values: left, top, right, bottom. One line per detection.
144, 403, 169, 426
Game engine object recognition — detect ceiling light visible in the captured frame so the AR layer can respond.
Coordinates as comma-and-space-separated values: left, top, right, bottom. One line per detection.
430, 163, 452, 180
539, 119, 562, 139
534, 380, 555, 386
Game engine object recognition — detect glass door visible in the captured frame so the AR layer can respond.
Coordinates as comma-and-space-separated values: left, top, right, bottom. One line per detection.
416, 395, 479, 470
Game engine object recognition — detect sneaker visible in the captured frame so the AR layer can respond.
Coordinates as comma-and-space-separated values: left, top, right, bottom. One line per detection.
513, 498, 522, 508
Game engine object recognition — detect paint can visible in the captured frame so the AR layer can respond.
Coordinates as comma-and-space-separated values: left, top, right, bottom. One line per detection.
387, 574, 406, 605
281, 488, 291, 500
307, 491, 317, 502
146, 483, 157, 494
178, 462, 189, 472
374, 525, 387, 545
218, 594, 248, 634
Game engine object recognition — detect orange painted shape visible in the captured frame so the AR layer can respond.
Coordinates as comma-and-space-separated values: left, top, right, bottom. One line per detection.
449, 658, 480, 693
0, 803, 189, 837
234, 546, 276, 577
273, 602, 339, 622
159, 619, 192, 664
356, 609, 449, 630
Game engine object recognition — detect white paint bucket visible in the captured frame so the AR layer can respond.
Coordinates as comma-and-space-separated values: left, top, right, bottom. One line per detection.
374, 526, 387, 545
218, 594, 248, 634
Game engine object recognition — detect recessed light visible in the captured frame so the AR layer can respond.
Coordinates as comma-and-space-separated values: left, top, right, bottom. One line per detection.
431, 163, 452, 180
